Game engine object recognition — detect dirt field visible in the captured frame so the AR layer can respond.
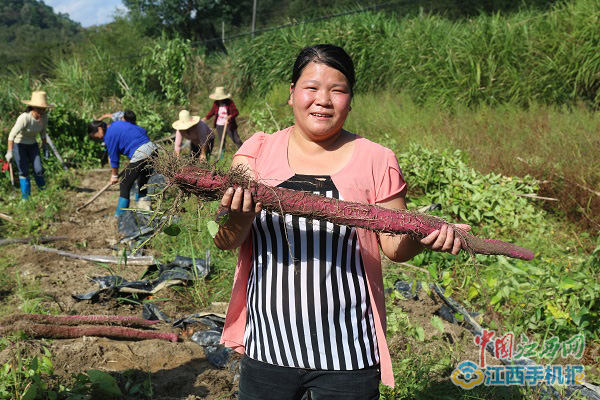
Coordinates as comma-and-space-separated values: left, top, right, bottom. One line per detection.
1, 169, 239, 399
5, 168, 592, 399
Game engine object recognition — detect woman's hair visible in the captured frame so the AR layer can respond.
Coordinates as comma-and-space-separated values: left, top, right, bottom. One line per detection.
25, 106, 33, 113
291, 44, 356, 96
123, 110, 136, 124
88, 120, 107, 140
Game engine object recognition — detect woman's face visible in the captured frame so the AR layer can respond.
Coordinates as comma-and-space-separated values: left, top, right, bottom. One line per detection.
92, 126, 106, 141
31, 107, 46, 119
288, 62, 352, 142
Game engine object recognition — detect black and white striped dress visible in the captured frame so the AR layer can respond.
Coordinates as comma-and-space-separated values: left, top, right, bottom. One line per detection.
244, 174, 379, 370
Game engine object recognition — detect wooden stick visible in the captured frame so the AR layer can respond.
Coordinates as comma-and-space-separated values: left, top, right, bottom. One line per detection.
33, 245, 157, 265
217, 119, 229, 159
516, 193, 558, 201
0, 212, 19, 224
86, 168, 112, 173
8, 163, 14, 186
0, 236, 69, 246
76, 168, 126, 212
155, 133, 176, 144
76, 181, 112, 212
46, 135, 69, 171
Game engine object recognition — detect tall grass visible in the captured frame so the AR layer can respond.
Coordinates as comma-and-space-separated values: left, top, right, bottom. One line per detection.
245, 86, 600, 228
227, 0, 599, 107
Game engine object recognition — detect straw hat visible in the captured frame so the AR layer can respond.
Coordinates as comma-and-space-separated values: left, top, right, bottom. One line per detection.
209, 87, 231, 100
21, 91, 54, 108
172, 110, 200, 130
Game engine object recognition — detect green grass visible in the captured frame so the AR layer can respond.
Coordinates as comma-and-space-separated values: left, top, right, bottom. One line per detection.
244, 85, 600, 229
228, 0, 599, 107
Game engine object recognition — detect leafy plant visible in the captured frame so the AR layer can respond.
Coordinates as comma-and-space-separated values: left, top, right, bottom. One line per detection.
397, 143, 546, 236
140, 35, 192, 105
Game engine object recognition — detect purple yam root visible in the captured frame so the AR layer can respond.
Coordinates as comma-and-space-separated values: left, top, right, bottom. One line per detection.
0, 323, 178, 342
0, 314, 160, 327
172, 165, 534, 261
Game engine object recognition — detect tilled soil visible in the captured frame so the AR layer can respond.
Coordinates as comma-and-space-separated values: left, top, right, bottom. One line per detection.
2, 169, 239, 399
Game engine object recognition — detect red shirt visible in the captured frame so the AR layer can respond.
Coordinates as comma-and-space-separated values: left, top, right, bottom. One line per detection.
204, 99, 239, 131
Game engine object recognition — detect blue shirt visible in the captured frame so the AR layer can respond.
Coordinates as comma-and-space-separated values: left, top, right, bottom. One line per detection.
104, 121, 150, 169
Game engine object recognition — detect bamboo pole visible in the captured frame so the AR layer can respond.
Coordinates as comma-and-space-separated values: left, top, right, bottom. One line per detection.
33, 245, 156, 265
0, 236, 69, 246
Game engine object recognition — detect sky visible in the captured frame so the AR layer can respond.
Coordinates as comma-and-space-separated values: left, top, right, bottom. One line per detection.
44, 0, 127, 27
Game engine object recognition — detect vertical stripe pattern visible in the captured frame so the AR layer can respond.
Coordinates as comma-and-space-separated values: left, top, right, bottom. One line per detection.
245, 175, 379, 370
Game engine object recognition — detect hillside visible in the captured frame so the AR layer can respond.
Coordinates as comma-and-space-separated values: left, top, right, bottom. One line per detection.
0, 0, 81, 74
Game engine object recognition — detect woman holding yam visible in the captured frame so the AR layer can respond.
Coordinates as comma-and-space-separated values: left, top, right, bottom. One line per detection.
214, 44, 470, 399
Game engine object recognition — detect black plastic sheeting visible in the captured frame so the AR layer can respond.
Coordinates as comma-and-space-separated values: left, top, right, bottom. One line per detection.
117, 210, 179, 244
117, 210, 159, 243
142, 303, 171, 323
129, 173, 167, 198
118, 175, 173, 244
72, 256, 210, 301
172, 313, 234, 369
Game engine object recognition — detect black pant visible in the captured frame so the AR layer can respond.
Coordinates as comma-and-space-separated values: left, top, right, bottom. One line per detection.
209, 125, 243, 155
120, 155, 154, 199
238, 356, 380, 400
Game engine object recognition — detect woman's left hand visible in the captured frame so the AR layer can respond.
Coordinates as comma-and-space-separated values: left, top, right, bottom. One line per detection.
420, 224, 471, 255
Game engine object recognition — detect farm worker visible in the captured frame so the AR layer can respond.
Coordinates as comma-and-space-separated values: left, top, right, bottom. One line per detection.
214, 44, 471, 399
172, 110, 213, 160
92, 111, 137, 167
94, 110, 137, 125
5, 91, 53, 200
87, 117, 157, 216
201, 87, 243, 155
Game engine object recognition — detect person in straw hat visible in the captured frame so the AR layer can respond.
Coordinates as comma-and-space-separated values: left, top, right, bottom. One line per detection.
172, 110, 213, 161
202, 87, 243, 155
5, 91, 54, 200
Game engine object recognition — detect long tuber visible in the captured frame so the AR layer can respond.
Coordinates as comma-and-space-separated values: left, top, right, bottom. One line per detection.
0, 314, 160, 328
0, 322, 178, 342
171, 166, 534, 261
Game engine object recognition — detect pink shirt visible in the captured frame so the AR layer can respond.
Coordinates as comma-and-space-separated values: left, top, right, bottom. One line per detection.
174, 121, 212, 153
220, 126, 406, 387
216, 105, 228, 126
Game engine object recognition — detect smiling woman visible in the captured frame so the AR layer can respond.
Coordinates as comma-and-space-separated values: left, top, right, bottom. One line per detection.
212, 44, 472, 400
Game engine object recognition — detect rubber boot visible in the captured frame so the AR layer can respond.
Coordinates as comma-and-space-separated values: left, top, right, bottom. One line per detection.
115, 197, 130, 217
34, 176, 45, 191
19, 177, 31, 200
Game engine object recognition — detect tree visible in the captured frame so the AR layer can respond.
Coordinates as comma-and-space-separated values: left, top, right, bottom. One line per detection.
123, 0, 254, 49
0, 0, 80, 74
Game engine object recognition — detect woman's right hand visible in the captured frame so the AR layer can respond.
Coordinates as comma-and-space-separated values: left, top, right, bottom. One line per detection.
219, 186, 262, 222
213, 155, 261, 250
5, 150, 12, 163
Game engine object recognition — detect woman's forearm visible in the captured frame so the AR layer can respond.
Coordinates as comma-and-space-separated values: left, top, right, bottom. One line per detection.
380, 233, 424, 263
214, 213, 255, 250
7, 140, 13, 151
